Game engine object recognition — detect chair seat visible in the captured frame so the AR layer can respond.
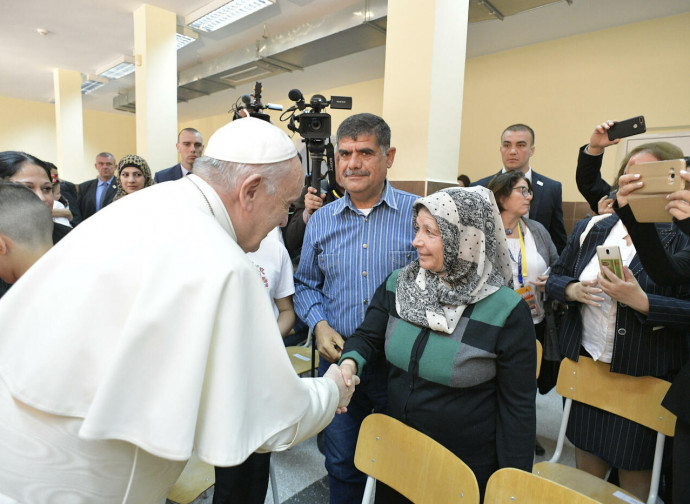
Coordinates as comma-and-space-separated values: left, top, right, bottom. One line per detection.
287, 346, 319, 375
533, 462, 644, 504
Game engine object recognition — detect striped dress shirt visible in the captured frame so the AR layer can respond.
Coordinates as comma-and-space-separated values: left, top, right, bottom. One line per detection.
294, 181, 418, 338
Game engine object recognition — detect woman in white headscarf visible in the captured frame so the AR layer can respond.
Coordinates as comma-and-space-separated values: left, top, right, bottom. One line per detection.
339, 187, 536, 499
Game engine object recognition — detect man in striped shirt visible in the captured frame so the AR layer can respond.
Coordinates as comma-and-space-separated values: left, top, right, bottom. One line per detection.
295, 113, 417, 503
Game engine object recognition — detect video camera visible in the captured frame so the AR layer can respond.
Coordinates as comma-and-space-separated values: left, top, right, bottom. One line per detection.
230, 81, 283, 122
281, 89, 352, 189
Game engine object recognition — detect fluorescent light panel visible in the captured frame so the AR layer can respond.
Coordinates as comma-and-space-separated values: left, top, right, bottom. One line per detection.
81, 74, 108, 95
98, 56, 135, 79
186, 0, 274, 32
176, 26, 198, 50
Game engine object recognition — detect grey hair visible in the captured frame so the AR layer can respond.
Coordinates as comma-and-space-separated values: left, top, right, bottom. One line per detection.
0, 182, 53, 248
336, 113, 391, 155
193, 156, 295, 194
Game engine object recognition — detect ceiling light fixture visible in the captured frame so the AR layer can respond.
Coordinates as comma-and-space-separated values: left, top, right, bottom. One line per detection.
176, 26, 199, 50
97, 55, 136, 79
81, 74, 108, 95
186, 0, 275, 33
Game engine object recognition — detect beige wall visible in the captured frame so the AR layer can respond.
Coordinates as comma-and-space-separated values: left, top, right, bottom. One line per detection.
2, 12, 688, 197
182, 77, 385, 153
0, 95, 136, 183
460, 12, 690, 201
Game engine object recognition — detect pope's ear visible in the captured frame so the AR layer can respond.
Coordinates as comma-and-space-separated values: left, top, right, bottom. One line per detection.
238, 173, 263, 210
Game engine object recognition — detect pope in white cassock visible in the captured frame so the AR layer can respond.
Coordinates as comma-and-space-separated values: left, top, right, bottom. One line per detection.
0, 118, 357, 503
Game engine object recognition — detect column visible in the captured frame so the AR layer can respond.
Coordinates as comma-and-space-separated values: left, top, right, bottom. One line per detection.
382, 0, 469, 195
133, 4, 178, 170
53, 69, 86, 180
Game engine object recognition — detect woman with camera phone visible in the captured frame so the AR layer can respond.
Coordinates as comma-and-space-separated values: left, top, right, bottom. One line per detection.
545, 142, 690, 501
612, 167, 690, 504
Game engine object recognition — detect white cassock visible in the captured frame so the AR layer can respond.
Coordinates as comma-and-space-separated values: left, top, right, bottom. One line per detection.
0, 175, 338, 504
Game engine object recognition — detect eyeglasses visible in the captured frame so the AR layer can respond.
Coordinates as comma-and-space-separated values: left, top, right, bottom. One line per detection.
512, 186, 533, 197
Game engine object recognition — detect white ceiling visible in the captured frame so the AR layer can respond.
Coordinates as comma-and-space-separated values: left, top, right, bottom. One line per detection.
3, 0, 688, 123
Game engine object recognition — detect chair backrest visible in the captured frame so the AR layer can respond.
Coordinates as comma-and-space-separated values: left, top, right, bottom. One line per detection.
556, 357, 676, 436
354, 413, 479, 504
485, 468, 599, 503
536, 339, 542, 378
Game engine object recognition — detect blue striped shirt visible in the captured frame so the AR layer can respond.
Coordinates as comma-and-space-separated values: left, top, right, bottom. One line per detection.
294, 181, 418, 338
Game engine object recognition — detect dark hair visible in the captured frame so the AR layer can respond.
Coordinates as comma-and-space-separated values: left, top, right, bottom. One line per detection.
456, 174, 471, 187
0, 181, 53, 248
487, 170, 532, 212
336, 113, 391, 153
502, 123, 535, 145
612, 141, 684, 189
178, 128, 202, 142
0, 151, 51, 181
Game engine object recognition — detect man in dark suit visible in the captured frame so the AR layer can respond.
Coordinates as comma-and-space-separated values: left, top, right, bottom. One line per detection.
153, 128, 204, 183
473, 123, 567, 253
77, 152, 118, 222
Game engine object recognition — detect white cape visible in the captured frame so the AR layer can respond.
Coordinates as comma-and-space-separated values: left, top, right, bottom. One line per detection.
0, 175, 337, 466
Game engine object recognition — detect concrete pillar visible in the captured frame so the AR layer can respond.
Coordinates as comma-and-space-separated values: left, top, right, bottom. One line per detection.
133, 4, 178, 171
53, 68, 86, 180
382, 0, 469, 195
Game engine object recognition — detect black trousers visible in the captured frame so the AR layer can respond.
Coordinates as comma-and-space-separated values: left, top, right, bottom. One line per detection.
213, 452, 271, 504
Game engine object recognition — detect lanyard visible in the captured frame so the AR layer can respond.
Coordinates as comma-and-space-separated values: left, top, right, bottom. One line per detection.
509, 221, 528, 287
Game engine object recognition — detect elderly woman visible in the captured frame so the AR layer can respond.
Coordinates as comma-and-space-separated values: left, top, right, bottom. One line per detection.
339, 187, 536, 498
546, 141, 690, 500
114, 154, 154, 200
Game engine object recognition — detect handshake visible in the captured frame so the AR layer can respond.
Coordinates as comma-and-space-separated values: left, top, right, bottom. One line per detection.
323, 360, 360, 415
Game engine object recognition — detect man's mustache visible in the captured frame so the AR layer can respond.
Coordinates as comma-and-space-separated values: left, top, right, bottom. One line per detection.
343, 170, 370, 177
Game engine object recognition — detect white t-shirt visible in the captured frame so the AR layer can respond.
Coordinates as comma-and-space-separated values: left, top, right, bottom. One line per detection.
247, 234, 295, 319
52, 200, 72, 228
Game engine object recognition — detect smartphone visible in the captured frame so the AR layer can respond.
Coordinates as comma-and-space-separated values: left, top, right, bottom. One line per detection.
608, 116, 646, 141
627, 158, 688, 222
596, 245, 624, 279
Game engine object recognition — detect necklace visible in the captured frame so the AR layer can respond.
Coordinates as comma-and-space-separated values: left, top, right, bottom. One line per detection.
187, 176, 216, 217
505, 228, 513, 235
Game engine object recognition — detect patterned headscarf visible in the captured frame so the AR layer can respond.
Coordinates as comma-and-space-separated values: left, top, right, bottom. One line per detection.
396, 187, 512, 334
115, 154, 154, 200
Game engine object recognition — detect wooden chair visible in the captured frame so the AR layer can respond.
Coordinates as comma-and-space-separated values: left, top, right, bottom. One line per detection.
485, 467, 599, 503
354, 413, 479, 504
167, 454, 214, 504
532, 356, 676, 504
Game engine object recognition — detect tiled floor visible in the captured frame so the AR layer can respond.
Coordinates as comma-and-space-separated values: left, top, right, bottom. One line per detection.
175, 386, 575, 504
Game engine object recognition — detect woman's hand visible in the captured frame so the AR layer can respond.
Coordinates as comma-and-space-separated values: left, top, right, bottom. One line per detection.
615, 173, 643, 208
323, 363, 359, 415
564, 279, 603, 307
587, 120, 620, 155
665, 171, 690, 221
597, 195, 615, 215
530, 275, 549, 293
598, 266, 649, 315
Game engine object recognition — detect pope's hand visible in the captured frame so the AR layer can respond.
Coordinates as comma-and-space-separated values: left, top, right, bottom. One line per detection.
323, 363, 359, 414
